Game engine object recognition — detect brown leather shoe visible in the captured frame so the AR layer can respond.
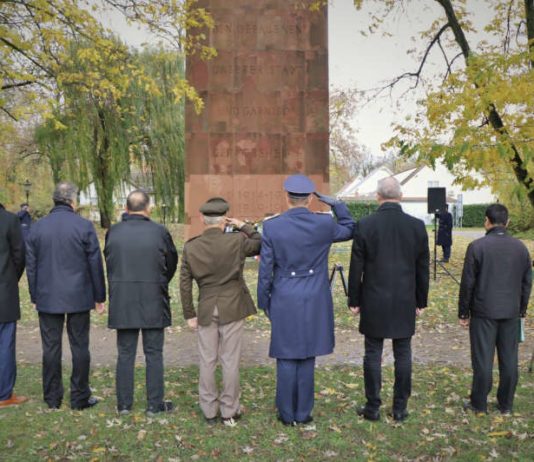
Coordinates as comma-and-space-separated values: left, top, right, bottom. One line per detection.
0, 394, 28, 408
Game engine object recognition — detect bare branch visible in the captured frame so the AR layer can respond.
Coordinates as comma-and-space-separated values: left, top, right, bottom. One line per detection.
1, 80, 35, 90
0, 106, 18, 121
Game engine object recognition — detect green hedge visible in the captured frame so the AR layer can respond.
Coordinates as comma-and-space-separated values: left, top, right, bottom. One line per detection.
459, 204, 490, 227
347, 201, 491, 228
346, 201, 379, 221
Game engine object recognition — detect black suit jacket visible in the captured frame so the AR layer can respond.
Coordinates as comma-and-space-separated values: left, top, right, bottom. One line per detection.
348, 202, 430, 339
0, 205, 25, 323
105, 214, 178, 329
458, 226, 531, 320
26, 204, 106, 313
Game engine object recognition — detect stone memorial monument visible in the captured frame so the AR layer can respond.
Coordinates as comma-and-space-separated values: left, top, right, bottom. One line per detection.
185, 0, 329, 236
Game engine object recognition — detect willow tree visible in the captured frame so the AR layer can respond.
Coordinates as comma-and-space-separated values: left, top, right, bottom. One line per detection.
124, 49, 186, 222
36, 44, 186, 227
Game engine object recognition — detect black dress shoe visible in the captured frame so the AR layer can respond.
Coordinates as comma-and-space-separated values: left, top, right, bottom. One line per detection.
277, 414, 295, 426
295, 416, 313, 425
463, 401, 486, 414
205, 416, 218, 426
389, 409, 409, 422
357, 406, 380, 421
496, 405, 512, 416
72, 396, 98, 411
146, 400, 174, 417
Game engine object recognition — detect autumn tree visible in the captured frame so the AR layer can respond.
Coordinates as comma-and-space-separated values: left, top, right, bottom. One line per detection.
36, 45, 187, 228
1, 0, 214, 224
312, 1, 534, 208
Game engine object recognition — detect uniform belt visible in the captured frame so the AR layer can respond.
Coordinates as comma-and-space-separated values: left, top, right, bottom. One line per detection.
200, 279, 243, 296
278, 268, 316, 278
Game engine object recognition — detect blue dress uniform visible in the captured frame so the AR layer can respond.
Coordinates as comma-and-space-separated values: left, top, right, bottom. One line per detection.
257, 175, 355, 424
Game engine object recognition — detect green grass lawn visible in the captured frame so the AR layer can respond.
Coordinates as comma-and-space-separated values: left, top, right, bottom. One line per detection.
1, 364, 532, 461
8, 228, 534, 461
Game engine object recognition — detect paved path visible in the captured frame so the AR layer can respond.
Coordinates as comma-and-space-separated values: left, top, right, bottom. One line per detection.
16, 324, 533, 368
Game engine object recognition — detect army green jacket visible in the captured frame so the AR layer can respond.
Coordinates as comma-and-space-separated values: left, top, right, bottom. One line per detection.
180, 224, 261, 326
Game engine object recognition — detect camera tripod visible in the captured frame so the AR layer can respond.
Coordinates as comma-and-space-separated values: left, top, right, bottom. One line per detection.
329, 263, 348, 297
433, 213, 460, 285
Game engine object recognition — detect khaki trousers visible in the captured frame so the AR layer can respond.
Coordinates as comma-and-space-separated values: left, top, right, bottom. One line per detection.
197, 307, 244, 419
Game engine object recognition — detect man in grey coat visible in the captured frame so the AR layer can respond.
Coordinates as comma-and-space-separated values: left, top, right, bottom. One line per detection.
105, 190, 178, 416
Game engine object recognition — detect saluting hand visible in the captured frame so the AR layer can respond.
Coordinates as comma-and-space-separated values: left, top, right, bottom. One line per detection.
349, 306, 360, 316
226, 217, 245, 229
187, 317, 198, 331
95, 303, 106, 315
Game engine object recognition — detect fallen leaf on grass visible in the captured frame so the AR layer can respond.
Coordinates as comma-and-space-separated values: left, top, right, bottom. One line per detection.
487, 431, 512, 438
137, 430, 147, 441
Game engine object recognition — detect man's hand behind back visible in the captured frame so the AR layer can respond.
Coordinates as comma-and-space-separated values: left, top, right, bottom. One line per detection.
95, 303, 106, 315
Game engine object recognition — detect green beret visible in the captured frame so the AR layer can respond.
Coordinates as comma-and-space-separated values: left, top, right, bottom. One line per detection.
199, 197, 229, 216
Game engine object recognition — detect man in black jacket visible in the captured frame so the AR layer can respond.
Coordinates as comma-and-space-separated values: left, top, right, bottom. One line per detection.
348, 177, 429, 422
105, 190, 178, 416
459, 204, 531, 414
437, 204, 453, 263
26, 182, 106, 410
0, 203, 26, 408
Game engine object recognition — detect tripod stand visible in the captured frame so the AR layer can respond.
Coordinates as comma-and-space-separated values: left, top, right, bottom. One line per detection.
329, 263, 348, 297
433, 213, 460, 285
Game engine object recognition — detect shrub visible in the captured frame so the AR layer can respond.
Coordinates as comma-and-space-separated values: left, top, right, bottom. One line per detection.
346, 201, 379, 220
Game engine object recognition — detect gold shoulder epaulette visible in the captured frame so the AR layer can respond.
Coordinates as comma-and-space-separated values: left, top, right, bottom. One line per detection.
263, 213, 281, 222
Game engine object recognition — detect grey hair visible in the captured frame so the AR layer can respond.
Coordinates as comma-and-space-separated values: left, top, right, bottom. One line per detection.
53, 181, 78, 204
377, 176, 402, 200
202, 215, 225, 226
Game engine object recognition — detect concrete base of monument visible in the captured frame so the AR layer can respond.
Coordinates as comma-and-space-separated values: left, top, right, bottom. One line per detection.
185, 173, 330, 238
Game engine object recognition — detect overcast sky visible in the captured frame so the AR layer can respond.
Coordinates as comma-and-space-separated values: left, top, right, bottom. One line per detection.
101, 0, 495, 157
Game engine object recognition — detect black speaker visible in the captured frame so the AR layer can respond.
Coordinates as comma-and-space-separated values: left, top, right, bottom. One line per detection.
427, 187, 446, 214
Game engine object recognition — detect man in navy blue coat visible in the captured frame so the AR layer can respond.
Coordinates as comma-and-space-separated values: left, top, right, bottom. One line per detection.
26, 182, 106, 410
0, 203, 26, 408
257, 174, 355, 425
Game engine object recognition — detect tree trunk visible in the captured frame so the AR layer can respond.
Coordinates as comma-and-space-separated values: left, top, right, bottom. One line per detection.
94, 108, 114, 229
435, 0, 534, 207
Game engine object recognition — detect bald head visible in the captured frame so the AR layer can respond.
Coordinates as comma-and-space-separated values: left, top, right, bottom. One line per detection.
126, 190, 150, 213
377, 177, 402, 202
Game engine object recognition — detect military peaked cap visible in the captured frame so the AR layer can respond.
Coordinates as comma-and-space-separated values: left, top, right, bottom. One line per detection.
283, 174, 316, 197
199, 197, 229, 216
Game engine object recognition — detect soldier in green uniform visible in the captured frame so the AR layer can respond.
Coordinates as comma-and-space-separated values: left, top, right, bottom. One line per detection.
179, 198, 261, 426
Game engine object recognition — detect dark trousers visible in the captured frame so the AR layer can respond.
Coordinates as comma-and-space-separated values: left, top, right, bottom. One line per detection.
38, 311, 91, 408
363, 336, 412, 412
469, 317, 519, 412
116, 328, 164, 412
441, 245, 451, 261
0, 322, 16, 401
276, 357, 315, 423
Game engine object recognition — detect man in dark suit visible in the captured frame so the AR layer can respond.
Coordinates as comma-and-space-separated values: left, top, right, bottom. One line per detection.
459, 204, 531, 415
16, 203, 32, 243
257, 175, 355, 426
0, 203, 26, 408
105, 190, 178, 416
437, 204, 453, 262
180, 197, 261, 426
26, 182, 106, 410
348, 176, 429, 422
